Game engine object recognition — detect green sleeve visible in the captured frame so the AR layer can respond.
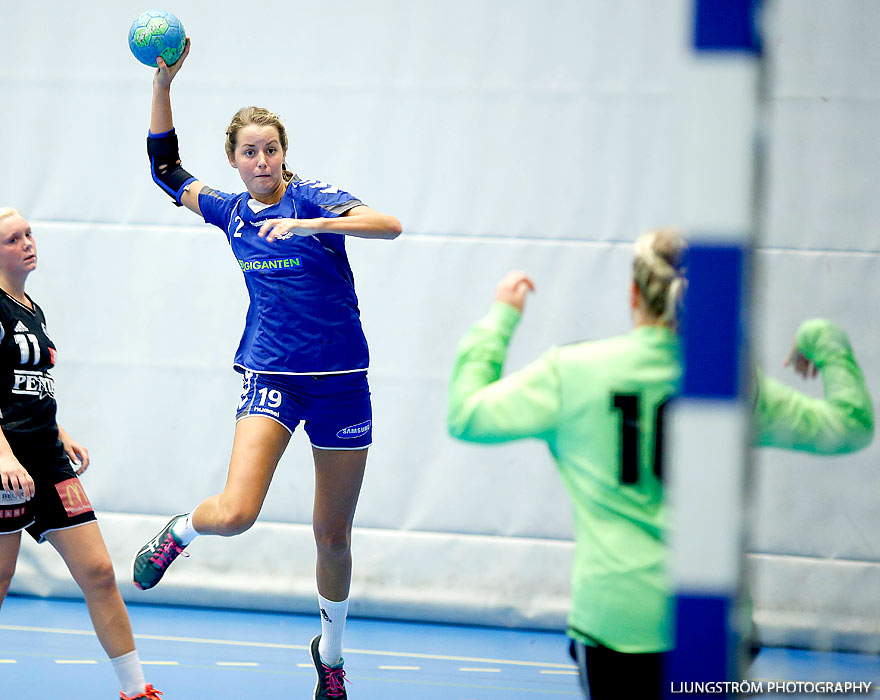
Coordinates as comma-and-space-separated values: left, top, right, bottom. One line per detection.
447, 302, 561, 444
752, 319, 874, 454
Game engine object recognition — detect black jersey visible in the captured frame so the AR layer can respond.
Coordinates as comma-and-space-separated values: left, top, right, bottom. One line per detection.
0, 290, 58, 441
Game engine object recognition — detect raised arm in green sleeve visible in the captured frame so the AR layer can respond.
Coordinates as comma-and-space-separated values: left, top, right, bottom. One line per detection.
447, 302, 561, 444
752, 319, 874, 454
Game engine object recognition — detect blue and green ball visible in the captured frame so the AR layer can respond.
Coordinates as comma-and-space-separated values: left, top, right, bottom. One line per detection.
128, 10, 186, 67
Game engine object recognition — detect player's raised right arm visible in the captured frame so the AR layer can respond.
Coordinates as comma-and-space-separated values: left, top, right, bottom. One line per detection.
448, 273, 560, 444
148, 37, 205, 216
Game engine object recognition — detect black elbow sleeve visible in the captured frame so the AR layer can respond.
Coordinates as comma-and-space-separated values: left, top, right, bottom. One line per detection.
147, 129, 196, 206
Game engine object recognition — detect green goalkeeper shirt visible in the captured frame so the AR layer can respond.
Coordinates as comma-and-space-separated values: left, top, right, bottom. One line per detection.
752, 319, 874, 454
448, 308, 872, 653
448, 302, 680, 652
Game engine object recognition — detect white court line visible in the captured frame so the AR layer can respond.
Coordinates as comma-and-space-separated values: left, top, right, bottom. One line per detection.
142, 661, 179, 666
541, 669, 579, 675
341, 646, 569, 669
0, 659, 16, 663
459, 667, 502, 673
379, 665, 420, 671
0, 623, 572, 669
55, 659, 97, 664
216, 661, 259, 667
296, 663, 313, 668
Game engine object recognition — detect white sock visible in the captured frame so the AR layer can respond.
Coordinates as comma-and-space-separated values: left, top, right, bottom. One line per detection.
110, 649, 146, 697
170, 512, 199, 545
317, 594, 349, 666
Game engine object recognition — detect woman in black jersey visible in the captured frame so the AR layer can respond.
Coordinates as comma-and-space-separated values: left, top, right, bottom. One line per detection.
0, 208, 163, 700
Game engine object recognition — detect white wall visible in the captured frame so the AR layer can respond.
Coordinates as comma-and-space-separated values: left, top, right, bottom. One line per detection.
749, 0, 880, 652
2, 0, 878, 650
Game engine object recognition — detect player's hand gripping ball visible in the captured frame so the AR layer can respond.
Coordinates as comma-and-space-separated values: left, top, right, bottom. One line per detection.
128, 10, 186, 67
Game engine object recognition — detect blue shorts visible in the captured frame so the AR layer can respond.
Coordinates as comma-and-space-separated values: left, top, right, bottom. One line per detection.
236, 371, 372, 450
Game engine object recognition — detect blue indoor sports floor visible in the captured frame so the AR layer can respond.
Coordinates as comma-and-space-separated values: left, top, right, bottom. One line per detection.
1, 594, 878, 699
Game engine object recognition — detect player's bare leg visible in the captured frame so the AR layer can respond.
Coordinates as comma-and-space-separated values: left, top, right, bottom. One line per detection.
48, 523, 163, 698
312, 446, 367, 601
309, 446, 367, 700
0, 531, 22, 608
48, 523, 135, 657
132, 416, 289, 590
191, 416, 291, 535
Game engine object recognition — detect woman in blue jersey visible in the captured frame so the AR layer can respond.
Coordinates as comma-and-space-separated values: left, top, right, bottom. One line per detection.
131, 40, 400, 700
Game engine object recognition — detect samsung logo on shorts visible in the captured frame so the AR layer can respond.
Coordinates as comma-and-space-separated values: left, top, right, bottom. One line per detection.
336, 420, 371, 439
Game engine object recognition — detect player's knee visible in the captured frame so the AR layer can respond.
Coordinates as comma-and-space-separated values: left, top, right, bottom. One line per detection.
76, 557, 117, 592
212, 491, 261, 536
215, 506, 258, 536
0, 559, 16, 591
313, 527, 351, 558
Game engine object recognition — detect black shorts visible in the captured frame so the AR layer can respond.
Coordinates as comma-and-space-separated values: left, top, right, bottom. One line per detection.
569, 639, 664, 700
0, 436, 96, 543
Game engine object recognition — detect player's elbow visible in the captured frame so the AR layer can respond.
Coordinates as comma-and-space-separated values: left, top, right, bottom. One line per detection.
820, 416, 874, 455
833, 403, 874, 454
447, 412, 507, 444
447, 405, 481, 443
447, 412, 470, 441
848, 415, 874, 453
384, 216, 402, 240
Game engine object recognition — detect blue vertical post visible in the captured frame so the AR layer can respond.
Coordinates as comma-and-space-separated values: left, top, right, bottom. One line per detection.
665, 1, 762, 698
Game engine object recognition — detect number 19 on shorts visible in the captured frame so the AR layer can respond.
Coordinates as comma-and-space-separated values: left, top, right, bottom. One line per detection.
257, 388, 282, 408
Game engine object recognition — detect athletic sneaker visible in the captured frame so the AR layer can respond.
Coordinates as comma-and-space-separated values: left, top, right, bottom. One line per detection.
132, 514, 188, 590
310, 634, 348, 699
120, 684, 163, 699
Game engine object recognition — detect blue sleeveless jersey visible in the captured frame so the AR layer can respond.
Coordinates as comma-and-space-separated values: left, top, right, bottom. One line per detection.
199, 176, 369, 375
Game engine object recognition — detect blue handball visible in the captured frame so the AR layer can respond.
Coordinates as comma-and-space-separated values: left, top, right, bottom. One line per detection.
128, 10, 186, 67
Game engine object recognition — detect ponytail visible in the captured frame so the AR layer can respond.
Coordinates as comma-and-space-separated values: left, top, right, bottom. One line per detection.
632, 228, 688, 328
